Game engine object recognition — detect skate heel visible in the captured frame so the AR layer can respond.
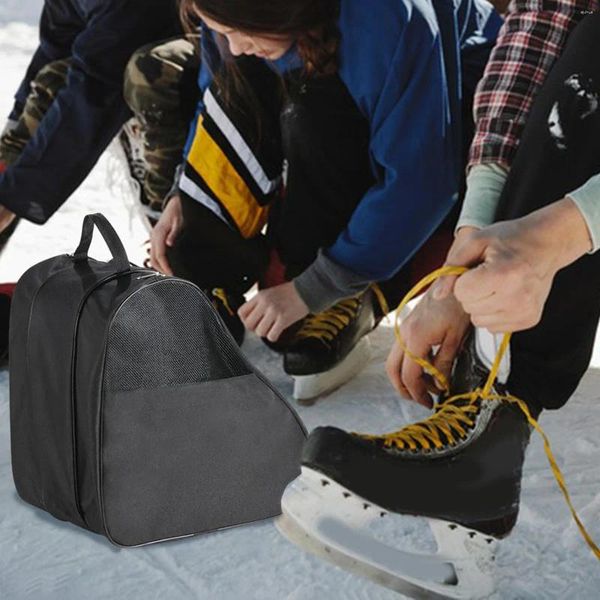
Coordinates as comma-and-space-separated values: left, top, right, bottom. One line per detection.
292, 336, 372, 403
429, 519, 498, 597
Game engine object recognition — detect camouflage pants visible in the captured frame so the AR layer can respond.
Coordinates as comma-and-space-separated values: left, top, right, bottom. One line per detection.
0, 59, 71, 166
0, 37, 200, 210
124, 35, 201, 209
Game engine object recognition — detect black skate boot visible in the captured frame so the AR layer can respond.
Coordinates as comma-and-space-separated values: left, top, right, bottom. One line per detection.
278, 328, 535, 598
208, 288, 245, 346
283, 290, 378, 402
261, 319, 305, 354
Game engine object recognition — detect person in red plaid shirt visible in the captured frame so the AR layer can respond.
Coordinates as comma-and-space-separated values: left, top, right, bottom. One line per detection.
389, 1, 600, 415
267, 5, 600, 591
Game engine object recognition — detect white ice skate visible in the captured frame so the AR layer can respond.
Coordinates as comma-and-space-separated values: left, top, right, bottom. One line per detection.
278, 466, 498, 599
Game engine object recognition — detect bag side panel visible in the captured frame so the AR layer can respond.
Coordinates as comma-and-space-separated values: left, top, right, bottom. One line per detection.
100, 281, 305, 546
10, 256, 75, 516
102, 374, 305, 546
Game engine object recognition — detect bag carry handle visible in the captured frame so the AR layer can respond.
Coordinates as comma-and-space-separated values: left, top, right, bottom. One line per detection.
73, 213, 131, 273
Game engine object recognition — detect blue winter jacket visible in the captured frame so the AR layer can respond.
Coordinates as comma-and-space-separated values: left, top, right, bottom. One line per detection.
188, 0, 502, 285
0, 0, 180, 224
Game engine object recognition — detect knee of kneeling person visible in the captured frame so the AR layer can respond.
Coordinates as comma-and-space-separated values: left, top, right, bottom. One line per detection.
123, 44, 167, 117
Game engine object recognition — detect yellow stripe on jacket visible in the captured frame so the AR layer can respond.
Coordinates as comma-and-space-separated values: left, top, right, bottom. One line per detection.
186, 115, 269, 239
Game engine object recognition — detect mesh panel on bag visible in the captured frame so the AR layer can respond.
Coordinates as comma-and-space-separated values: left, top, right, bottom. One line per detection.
104, 280, 250, 391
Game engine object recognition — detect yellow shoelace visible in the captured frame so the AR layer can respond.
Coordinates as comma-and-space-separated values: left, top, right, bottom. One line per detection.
364, 266, 600, 559
296, 298, 361, 345
361, 397, 483, 451
212, 288, 235, 316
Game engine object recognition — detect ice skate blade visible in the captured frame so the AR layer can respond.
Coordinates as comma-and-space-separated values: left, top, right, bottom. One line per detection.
277, 467, 498, 600
292, 336, 372, 403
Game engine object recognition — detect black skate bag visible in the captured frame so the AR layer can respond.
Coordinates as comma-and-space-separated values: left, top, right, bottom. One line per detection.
9, 213, 306, 547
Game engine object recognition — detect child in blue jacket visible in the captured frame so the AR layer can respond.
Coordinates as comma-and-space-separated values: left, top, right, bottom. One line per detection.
148, 0, 501, 399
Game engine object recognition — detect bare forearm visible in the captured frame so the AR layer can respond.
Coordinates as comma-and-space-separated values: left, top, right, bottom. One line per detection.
520, 198, 592, 274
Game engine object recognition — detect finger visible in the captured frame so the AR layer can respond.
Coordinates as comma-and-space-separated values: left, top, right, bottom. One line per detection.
156, 248, 174, 276
166, 221, 180, 247
255, 312, 276, 338
454, 263, 499, 305
242, 304, 266, 331
472, 311, 539, 334
432, 274, 458, 300
446, 232, 489, 268
150, 229, 168, 274
470, 313, 515, 333
150, 230, 171, 275
402, 350, 433, 409
385, 342, 410, 398
267, 317, 286, 343
238, 297, 258, 320
432, 332, 464, 389
460, 289, 505, 314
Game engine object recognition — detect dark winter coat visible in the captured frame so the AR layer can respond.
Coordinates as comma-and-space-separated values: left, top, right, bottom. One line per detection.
0, 0, 181, 223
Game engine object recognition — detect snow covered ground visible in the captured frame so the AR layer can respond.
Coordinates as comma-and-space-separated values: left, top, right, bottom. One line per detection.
1, 5, 600, 599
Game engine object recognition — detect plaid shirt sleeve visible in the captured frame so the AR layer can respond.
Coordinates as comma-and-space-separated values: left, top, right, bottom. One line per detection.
468, 0, 598, 170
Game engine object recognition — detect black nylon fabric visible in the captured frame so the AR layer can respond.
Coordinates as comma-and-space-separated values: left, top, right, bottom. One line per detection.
10, 213, 306, 546
102, 374, 302, 546
10, 254, 125, 527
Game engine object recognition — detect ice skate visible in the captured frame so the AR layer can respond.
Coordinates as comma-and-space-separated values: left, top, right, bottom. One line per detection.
283, 290, 378, 403
278, 329, 533, 598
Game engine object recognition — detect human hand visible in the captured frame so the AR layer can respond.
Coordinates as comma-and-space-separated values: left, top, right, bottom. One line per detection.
434, 199, 592, 332
386, 289, 470, 408
238, 282, 309, 342
150, 195, 183, 275
0, 206, 16, 235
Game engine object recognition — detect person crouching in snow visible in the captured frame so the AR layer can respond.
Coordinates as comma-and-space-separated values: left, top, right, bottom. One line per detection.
0, 0, 182, 362
147, 0, 502, 401
0, 0, 182, 245
275, 6, 600, 599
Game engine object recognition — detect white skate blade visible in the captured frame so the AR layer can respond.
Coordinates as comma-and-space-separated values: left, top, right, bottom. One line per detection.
292, 336, 372, 403
277, 467, 498, 599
